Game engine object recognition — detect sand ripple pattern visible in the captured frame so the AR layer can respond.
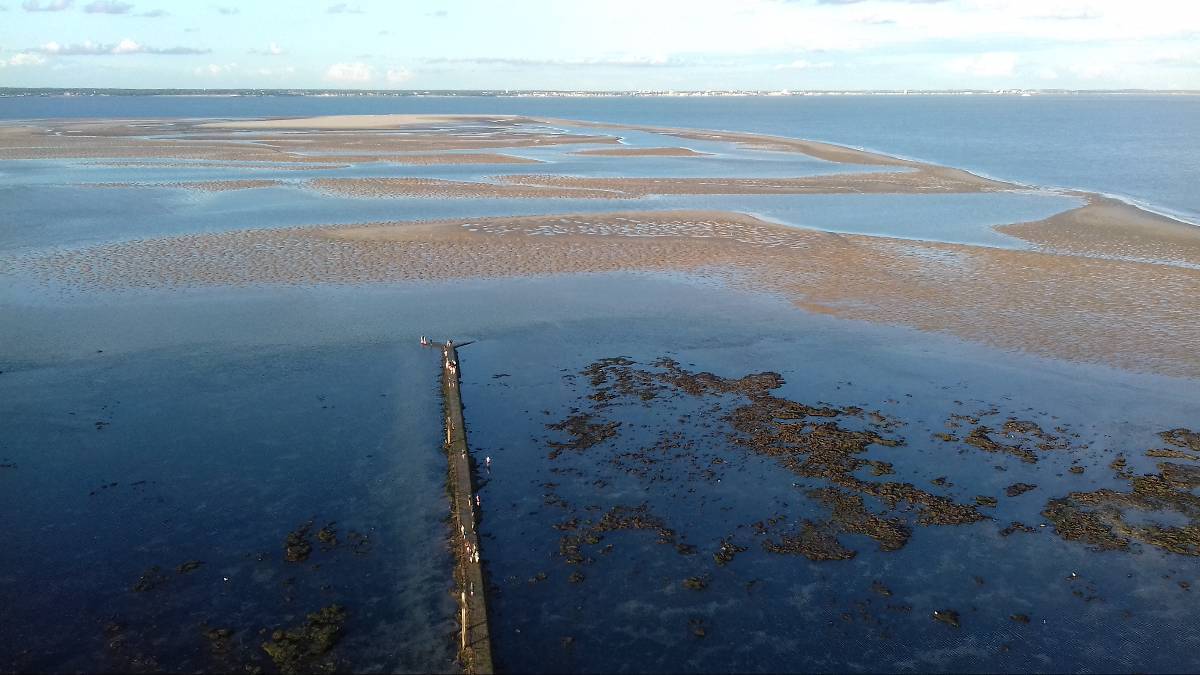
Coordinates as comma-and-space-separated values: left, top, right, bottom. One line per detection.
27, 209, 1200, 378
307, 178, 633, 200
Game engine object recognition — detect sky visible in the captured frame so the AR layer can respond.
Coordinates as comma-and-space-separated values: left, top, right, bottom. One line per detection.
0, 0, 1197, 90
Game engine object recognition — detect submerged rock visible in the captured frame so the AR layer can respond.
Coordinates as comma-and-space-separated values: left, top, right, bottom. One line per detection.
261, 604, 347, 674
284, 521, 315, 563
932, 609, 960, 628
131, 566, 168, 593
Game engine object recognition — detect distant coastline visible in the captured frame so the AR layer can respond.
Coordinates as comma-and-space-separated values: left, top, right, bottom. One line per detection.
2, 87, 1198, 98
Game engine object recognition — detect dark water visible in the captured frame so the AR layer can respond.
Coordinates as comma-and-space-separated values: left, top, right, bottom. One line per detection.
449, 274, 1200, 673
2, 94, 1196, 222
0, 287, 463, 672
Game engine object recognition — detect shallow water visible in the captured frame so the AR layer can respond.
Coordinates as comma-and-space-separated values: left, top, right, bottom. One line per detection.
0, 286, 465, 672
0, 180, 1078, 254
448, 274, 1200, 673
2, 102, 1198, 673
4, 263, 1199, 672
3, 94, 1195, 223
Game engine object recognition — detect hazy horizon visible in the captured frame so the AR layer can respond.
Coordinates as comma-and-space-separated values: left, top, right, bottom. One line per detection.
1, 0, 1197, 91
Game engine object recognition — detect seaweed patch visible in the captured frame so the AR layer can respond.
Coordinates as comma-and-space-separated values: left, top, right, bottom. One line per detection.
1042, 457, 1200, 555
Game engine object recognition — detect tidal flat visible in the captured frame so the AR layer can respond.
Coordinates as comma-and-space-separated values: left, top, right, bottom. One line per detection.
2, 112, 1198, 673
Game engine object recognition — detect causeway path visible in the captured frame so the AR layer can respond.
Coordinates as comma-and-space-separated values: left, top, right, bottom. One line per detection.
440, 340, 494, 674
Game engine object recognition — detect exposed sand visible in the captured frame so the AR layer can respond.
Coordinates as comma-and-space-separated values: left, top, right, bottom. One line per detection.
360, 153, 542, 165
571, 147, 711, 157
998, 194, 1200, 267
10, 113, 1200, 378
198, 114, 525, 130
307, 178, 633, 200
498, 168, 1008, 195
83, 160, 346, 171
536, 117, 918, 167
0, 121, 614, 163
29, 210, 1200, 378
87, 179, 283, 192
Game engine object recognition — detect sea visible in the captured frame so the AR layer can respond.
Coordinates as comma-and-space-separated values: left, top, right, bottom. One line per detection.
1, 95, 1198, 673
2, 93, 1197, 223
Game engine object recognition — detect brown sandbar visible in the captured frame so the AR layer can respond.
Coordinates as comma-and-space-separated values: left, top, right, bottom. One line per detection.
28, 209, 1200, 378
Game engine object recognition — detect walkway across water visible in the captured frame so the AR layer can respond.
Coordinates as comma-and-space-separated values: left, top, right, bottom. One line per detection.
439, 340, 494, 674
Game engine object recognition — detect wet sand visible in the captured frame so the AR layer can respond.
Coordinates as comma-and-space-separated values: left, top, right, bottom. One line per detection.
0, 120, 615, 162
296, 166, 1006, 199
999, 194, 1200, 267
307, 178, 632, 200
89, 179, 283, 192
498, 168, 1008, 195
570, 147, 711, 157
537, 116, 918, 167
9, 113, 1200, 375
29, 209, 1200, 378
197, 114, 526, 130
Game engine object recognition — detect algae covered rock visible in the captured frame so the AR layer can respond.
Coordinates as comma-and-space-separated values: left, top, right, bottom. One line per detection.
261, 604, 347, 674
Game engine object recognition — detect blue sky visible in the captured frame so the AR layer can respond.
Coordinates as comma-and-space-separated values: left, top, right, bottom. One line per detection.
0, 0, 1197, 90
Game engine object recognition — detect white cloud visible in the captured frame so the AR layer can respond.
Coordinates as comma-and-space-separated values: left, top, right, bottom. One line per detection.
1069, 62, 1116, 79
385, 67, 412, 84
35, 39, 209, 55
255, 65, 296, 76
423, 55, 685, 68
7, 52, 47, 65
22, 0, 72, 11
111, 38, 140, 54
327, 2, 363, 14
947, 52, 1017, 77
250, 42, 285, 56
83, 0, 133, 13
194, 62, 237, 76
1022, 3, 1102, 21
1146, 47, 1200, 67
774, 59, 833, 70
325, 61, 372, 83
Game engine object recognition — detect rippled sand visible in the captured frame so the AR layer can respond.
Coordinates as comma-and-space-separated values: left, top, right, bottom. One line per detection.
89, 179, 283, 192
497, 167, 1006, 195
1000, 195, 1200, 268
10, 113, 1200, 377
197, 114, 526, 130
0, 118, 615, 163
571, 147, 711, 157
29, 210, 1200, 378
307, 178, 633, 199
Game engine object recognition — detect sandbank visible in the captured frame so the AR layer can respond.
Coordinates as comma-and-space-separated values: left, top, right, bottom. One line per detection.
0, 121, 614, 162
307, 178, 632, 200
197, 114, 526, 130
536, 117, 918, 168
571, 147, 711, 157
30, 210, 1200, 378
998, 194, 1200, 267
88, 179, 282, 192
498, 168, 1009, 195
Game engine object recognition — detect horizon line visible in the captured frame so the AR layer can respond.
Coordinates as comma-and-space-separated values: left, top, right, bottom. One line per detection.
3, 86, 1198, 96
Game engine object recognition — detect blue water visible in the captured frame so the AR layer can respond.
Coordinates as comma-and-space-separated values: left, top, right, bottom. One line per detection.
0, 182, 1078, 253
2, 94, 1196, 223
2, 97, 1199, 673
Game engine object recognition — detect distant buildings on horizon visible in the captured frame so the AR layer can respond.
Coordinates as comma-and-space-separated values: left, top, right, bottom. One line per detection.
1, 87, 1196, 98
